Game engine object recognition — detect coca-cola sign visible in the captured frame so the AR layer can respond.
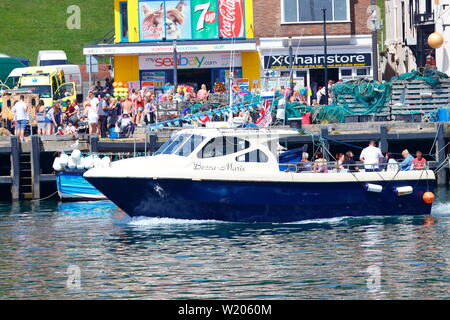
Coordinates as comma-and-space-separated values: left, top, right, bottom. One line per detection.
218, 0, 245, 38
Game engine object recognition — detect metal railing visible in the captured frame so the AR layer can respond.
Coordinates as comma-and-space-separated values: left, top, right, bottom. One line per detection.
282, 161, 432, 173
89, 28, 115, 45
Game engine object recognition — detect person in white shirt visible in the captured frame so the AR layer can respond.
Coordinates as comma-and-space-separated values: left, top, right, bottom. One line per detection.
385, 152, 399, 172
12, 95, 28, 142
89, 91, 99, 116
359, 140, 384, 172
84, 91, 99, 134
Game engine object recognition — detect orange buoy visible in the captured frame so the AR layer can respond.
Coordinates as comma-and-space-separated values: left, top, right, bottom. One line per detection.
423, 192, 435, 204
428, 32, 444, 49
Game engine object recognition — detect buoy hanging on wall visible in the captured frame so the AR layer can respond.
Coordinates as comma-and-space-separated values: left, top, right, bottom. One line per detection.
365, 183, 383, 193
423, 192, 435, 204
394, 186, 413, 196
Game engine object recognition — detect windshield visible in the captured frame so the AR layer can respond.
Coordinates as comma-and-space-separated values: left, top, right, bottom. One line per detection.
5, 76, 19, 88
18, 85, 52, 98
155, 134, 204, 157
40, 60, 68, 66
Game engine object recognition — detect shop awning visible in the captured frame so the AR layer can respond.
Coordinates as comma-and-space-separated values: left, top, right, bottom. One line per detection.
83, 39, 257, 57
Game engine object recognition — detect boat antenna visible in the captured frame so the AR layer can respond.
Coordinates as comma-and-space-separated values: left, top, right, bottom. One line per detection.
263, 28, 279, 91
290, 30, 305, 96
228, 36, 237, 125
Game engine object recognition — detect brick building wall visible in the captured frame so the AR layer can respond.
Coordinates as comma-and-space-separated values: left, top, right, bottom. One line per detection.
253, 0, 373, 40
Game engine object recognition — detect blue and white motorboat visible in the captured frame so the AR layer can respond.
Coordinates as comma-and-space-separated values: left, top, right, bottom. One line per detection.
84, 128, 436, 222
56, 170, 107, 201
54, 152, 108, 201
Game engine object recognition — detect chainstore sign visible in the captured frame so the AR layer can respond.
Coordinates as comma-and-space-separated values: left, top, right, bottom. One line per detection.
139, 52, 242, 69
264, 53, 372, 69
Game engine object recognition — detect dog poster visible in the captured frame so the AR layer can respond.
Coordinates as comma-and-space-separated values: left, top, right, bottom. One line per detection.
139, 1, 165, 41
165, 0, 192, 40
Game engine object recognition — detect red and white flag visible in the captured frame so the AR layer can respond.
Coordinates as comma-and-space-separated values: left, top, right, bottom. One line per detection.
255, 99, 273, 128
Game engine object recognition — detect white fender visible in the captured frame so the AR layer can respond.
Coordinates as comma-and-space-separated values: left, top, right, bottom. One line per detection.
52, 157, 62, 171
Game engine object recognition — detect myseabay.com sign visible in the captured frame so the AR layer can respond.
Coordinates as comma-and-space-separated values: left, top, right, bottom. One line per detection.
139, 52, 242, 70
264, 53, 372, 69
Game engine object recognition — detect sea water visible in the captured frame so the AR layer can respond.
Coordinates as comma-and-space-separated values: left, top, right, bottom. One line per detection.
0, 187, 449, 299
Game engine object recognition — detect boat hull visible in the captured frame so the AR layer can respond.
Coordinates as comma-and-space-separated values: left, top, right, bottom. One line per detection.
84, 177, 435, 222
57, 171, 107, 201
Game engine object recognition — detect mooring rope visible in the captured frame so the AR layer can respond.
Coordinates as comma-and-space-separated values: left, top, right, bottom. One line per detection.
31, 191, 58, 201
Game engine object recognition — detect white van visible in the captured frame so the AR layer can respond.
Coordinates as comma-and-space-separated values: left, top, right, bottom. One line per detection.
37, 50, 68, 66
5, 67, 28, 88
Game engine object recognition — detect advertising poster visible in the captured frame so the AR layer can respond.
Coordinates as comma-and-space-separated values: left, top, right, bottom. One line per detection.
192, 0, 219, 39
218, 0, 245, 38
165, 0, 192, 40
237, 78, 249, 92
139, 1, 165, 41
141, 71, 166, 87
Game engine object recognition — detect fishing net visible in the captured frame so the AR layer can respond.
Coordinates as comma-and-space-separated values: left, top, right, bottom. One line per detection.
391, 67, 449, 88
284, 102, 315, 119
314, 78, 392, 123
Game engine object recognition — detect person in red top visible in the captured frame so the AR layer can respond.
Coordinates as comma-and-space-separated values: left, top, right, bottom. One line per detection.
412, 151, 427, 170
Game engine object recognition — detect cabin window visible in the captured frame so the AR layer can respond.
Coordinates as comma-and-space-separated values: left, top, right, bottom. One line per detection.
154, 134, 204, 157
236, 150, 269, 163
176, 135, 205, 157
198, 137, 250, 159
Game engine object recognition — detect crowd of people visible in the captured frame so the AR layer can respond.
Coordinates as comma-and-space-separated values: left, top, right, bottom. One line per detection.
7, 79, 215, 141
295, 141, 428, 173
278, 79, 336, 107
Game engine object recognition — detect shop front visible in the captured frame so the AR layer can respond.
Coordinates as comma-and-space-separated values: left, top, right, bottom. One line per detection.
83, 0, 259, 92
139, 52, 243, 92
260, 36, 373, 102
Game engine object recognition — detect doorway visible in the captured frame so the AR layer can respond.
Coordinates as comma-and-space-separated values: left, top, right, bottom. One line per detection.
309, 68, 339, 98
177, 69, 212, 92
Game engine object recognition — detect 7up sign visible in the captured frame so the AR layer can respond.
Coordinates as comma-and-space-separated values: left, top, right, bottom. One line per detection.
192, 0, 219, 39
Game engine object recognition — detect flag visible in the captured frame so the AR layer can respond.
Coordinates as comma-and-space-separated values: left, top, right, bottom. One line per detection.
198, 113, 211, 124
255, 99, 273, 128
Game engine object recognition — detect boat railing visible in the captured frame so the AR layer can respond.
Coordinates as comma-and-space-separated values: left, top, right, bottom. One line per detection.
282, 161, 432, 173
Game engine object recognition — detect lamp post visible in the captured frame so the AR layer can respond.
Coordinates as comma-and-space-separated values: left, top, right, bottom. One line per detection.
322, 8, 329, 105
370, 0, 379, 80
287, 36, 294, 126
173, 40, 178, 93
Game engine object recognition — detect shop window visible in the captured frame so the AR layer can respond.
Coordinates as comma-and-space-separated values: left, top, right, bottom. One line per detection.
356, 68, 368, 76
120, 2, 128, 42
282, 0, 349, 23
236, 150, 269, 163
341, 69, 352, 77
198, 137, 250, 159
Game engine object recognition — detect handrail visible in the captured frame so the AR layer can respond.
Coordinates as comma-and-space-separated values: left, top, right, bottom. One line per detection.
282, 160, 432, 173
89, 28, 115, 45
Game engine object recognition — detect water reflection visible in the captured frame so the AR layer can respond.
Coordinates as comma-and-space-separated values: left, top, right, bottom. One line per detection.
0, 193, 449, 299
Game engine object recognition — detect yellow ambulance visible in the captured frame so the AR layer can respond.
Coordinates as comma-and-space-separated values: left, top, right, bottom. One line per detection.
16, 66, 77, 107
